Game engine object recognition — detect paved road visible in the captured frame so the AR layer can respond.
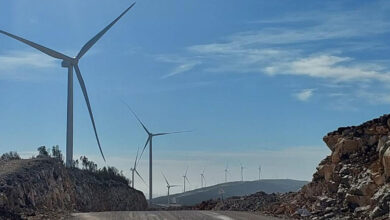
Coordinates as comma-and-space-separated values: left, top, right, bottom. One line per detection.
68, 210, 283, 220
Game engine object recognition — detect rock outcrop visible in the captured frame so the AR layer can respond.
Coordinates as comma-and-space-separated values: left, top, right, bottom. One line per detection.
265, 114, 390, 219
0, 158, 147, 219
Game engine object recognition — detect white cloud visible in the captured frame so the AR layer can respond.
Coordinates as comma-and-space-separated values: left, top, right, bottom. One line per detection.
0, 51, 57, 70
265, 55, 390, 83
155, 2, 390, 108
158, 5, 390, 78
356, 90, 390, 105
294, 89, 315, 102
0, 50, 58, 81
162, 61, 201, 79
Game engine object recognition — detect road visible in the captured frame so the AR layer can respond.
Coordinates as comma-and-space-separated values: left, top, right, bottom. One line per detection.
68, 210, 283, 220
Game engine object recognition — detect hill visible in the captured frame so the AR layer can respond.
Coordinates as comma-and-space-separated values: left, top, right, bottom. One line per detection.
152, 179, 307, 206
0, 158, 147, 219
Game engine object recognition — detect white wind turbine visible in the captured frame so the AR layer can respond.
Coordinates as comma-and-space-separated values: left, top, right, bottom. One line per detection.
240, 163, 245, 182
162, 172, 179, 205
200, 168, 206, 188
224, 163, 230, 183
125, 103, 190, 206
258, 165, 262, 181
130, 145, 146, 188
0, 2, 136, 167
182, 166, 190, 192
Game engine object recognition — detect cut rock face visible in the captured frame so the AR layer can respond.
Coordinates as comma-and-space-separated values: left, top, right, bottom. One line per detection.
265, 114, 390, 219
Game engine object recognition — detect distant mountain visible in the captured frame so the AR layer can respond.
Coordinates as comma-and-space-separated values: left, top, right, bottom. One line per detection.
152, 179, 308, 206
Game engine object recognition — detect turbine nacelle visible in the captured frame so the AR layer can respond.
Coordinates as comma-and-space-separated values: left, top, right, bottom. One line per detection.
61, 59, 78, 68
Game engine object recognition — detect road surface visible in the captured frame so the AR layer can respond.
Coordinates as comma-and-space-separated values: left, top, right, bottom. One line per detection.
68, 210, 283, 220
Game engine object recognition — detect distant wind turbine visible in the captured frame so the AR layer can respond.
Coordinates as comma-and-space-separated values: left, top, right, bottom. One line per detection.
259, 165, 262, 181
162, 172, 179, 205
224, 163, 230, 183
130, 145, 146, 188
183, 166, 190, 192
0, 2, 136, 167
240, 163, 245, 182
124, 103, 190, 206
200, 168, 206, 188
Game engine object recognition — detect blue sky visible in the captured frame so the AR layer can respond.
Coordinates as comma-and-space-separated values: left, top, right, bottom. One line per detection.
1, 0, 390, 197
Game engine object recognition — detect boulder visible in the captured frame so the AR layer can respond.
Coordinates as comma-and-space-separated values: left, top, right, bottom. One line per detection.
331, 138, 362, 163
382, 147, 390, 178
323, 134, 341, 151
317, 164, 335, 181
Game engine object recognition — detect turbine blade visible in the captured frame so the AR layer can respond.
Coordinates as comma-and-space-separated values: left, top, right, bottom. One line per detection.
133, 144, 140, 169
76, 2, 136, 60
185, 176, 190, 184
74, 65, 105, 162
154, 130, 191, 136
184, 166, 188, 176
0, 30, 71, 60
135, 169, 147, 186
161, 172, 169, 186
138, 136, 150, 163
123, 101, 150, 135
171, 185, 180, 187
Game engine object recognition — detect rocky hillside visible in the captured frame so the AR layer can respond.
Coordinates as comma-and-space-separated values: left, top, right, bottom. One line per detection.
194, 191, 280, 211
264, 114, 390, 219
0, 158, 147, 219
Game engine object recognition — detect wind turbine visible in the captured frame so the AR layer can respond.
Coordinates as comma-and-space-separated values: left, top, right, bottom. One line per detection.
200, 168, 206, 188
130, 145, 146, 188
240, 163, 245, 182
224, 163, 230, 183
124, 103, 189, 206
162, 172, 179, 205
0, 3, 136, 167
259, 165, 262, 181
183, 166, 190, 192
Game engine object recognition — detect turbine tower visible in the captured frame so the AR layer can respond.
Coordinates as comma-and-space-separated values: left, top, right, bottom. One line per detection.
259, 165, 262, 181
224, 164, 230, 183
183, 166, 190, 192
130, 145, 146, 188
200, 168, 206, 188
240, 163, 245, 182
162, 172, 179, 205
125, 103, 189, 206
0, 2, 136, 167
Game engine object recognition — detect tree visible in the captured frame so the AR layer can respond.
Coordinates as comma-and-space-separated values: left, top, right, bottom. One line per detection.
37, 146, 49, 157
51, 145, 63, 161
0, 151, 20, 161
72, 159, 79, 168
79, 156, 97, 172
80, 156, 88, 169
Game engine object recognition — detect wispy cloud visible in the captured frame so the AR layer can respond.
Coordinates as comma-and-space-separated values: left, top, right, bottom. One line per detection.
0, 51, 57, 70
294, 89, 315, 102
0, 50, 58, 81
156, 2, 390, 107
156, 55, 202, 79
162, 60, 201, 79
265, 55, 390, 83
